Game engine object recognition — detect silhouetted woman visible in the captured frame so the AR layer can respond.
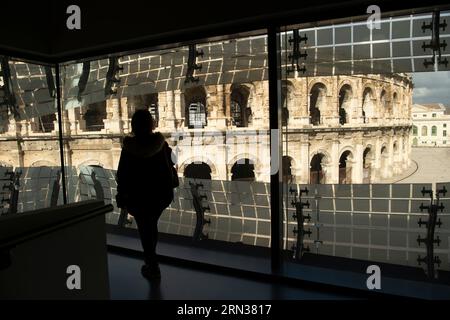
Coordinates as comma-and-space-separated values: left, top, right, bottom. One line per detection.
116, 109, 176, 280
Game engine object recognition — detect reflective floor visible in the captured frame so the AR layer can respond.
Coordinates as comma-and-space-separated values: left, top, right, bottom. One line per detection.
107, 253, 356, 300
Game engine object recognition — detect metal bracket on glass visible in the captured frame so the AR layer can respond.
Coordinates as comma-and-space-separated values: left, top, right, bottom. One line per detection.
287, 29, 308, 75
0, 56, 19, 120
77, 61, 91, 101
105, 57, 123, 96
185, 44, 204, 84
422, 10, 448, 69
189, 181, 210, 241
416, 186, 445, 280
0, 169, 21, 215
290, 187, 311, 260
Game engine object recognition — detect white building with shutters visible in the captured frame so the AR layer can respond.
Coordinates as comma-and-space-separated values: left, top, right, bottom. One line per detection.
411, 104, 450, 147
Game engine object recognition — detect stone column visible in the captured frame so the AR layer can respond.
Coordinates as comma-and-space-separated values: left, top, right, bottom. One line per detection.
299, 140, 310, 184
328, 138, 340, 184
213, 85, 227, 129
104, 98, 122, 134
164, 91, 176, 129
353, 142, 364, 184
174, 89, 182, 128
120, 97, 131, 134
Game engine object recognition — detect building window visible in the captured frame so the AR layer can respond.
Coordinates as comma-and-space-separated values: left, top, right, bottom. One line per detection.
423, 114, 426, 117
444, 141, 447, 144
187, 102, 207, 128
230, 85, 251, 127
444, 130, 447, 137
432, 113, 436, 117
444, 123, 447, 128
432, 126, 437, 136
412, 125, 418, 136
83, 101, 107, 131
309, 83, 326, 126
149, 104, 159, 128
36, 113, 56, 133
413, 114, 417, 117
421, 126, 428, 136
184, 86, 207, 129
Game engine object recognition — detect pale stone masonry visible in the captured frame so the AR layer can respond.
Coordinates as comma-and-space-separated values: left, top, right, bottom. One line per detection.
411, 103, 450, 147
0, 72, 413, 185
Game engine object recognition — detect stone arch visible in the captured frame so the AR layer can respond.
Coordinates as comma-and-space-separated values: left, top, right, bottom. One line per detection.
339, 150, 353, 184
362, 87, 376, 123
228, 153, 260, 172
363, 146, 374, 183
309, 82, 327, 126
339, 145, 356, 157
310, 153, 328, 184
393, 140, 399, 153
183, 162, 212, 180
184, 85, 207, 128
338, 84, 353, 125
78, 160, 105, 169
281, 80, 295, 126
380, 144, 389, 179
380, 89, 391, 115
179, 156, 217, 178
282, 155, 295, 183
230, 84, 251, 127
231, 158, 255, 181
31, 160, 58, 167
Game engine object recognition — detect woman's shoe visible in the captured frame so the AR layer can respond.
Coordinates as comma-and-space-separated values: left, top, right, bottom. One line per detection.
141, 264, 161, 280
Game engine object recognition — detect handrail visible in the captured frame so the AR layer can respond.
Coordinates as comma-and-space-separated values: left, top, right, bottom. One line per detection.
0, 201, 113, 251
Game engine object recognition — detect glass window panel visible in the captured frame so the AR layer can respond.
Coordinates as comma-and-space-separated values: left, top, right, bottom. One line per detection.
0, 59, 60, 215
280, 9, 450, 294
59, 32, 271, 269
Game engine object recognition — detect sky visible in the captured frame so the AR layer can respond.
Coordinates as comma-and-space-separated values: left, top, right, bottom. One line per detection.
412, 71, 450, 107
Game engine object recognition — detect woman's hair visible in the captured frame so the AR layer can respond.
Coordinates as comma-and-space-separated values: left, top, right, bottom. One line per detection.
131, 109, 154, 137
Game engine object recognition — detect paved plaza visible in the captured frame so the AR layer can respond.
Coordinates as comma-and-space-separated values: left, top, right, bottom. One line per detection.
398, 147, 450, 185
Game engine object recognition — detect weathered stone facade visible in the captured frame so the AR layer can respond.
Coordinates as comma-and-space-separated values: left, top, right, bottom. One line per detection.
0, 73, 413, 184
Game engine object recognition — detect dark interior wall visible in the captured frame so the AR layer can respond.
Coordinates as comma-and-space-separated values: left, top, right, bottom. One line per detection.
0, 2, 53, 59
0, 0, 449, 62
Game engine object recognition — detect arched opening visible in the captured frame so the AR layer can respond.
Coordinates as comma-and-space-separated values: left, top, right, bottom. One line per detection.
363, 147, 373, 183
413, 137, 418, 146
339, 151, 353, 184
83, 101, 107, 131
78, 165, 106, 200
432, 126, 437, 136
310, 154, 326, 184
421, 126, 428, 136
35, 113, 56, 132
393, 92, 399, 116
127, 93, 159, 127
282, 156, 294, 183
184, 86, 207, 129
412, 125, 418, 136
184, 162, 212, 180
309, 83, 326, 126
281, 81, 294, 127
338, 84, 352, 125
362, 87, 374, 123
230, 84, 251, 127
380, 90, 390, 115
231, 159, 255, 181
